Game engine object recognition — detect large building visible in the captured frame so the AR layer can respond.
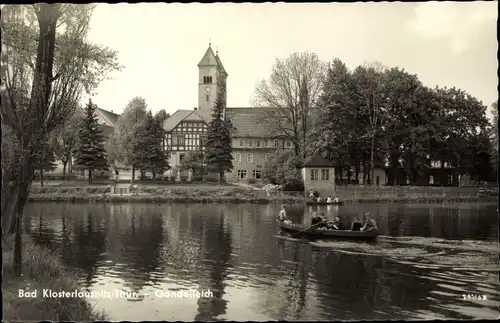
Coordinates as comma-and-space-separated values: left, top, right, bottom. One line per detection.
162, 43, 292, 182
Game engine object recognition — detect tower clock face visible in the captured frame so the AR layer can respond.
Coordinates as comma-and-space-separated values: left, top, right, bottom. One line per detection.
205, 87, 210, 93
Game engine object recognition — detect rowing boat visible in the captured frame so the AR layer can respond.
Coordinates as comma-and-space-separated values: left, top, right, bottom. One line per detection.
306, 201, 344, 205
278, 221, 378, 240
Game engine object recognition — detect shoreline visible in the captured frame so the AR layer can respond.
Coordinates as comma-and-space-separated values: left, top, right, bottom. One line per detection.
27, 194, 497, 204
3, 236, 106, 321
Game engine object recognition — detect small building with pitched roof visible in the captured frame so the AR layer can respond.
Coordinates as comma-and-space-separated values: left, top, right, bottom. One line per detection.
300, 150, 336, 194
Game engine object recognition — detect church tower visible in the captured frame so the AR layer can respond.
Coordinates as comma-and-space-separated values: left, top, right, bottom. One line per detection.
198, 42, 227, 114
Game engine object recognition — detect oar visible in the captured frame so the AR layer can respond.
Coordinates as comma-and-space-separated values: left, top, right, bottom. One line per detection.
290, 221, 324, 237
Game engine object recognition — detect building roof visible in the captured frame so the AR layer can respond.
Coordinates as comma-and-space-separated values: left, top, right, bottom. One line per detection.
198, 45, 219, 67
162, 109, 212, 131
301, 150, 335, 168
225, 107, 288, 138
215, 54, 227, 76
95, 107, 120, 125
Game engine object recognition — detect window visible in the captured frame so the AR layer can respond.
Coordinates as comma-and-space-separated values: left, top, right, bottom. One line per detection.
249, 140, 253, 147
264, 140, 269, 147
235, 153, 241, 163
274, 139, 279, 147
253, 170, 262, 179
237, 170, 247, 179
448, 174, 453, 185
179, 154, 186, 163
321, 169, 329, 180
172, 135, 185, 146
285, 140, 292, 148
264, 153, 270, 161
256, 140, 261, 147
247, 153, 254, 163
429, 175, 434, 185
310, 169, 319, 180
239, 139, 244, 147
206, 94, 209, 102
203, 76, 213, 84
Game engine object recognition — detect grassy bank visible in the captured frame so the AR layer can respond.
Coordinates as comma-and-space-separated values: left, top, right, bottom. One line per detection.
3, 236, 106, 321
27, 186, 496, 204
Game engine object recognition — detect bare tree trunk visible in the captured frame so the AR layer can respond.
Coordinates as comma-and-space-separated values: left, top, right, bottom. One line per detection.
88, 169, 92, 184
62, 161, 67, 178
363, 161, 368, 185
369, 132, 375, 186
40, 169, 44, 187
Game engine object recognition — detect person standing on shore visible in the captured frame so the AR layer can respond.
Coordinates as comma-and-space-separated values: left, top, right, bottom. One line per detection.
115, 168, 120, 184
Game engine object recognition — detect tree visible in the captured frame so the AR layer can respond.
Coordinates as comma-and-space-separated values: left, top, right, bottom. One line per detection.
180, 151, 204, 177
351, 62, 389, 185
205, 87, 233, 182
379, 68, 432, 185
1, 4, 121, 276
132, 111, 170, 180
33, 136, 57, 187
314, 59, 361, 182
73, 99, 109, 183
252, 52, 326, 158
154, 109, 170, 124
262, 150, 304, 191
52, 107, 84, 177
489, 101, 498, 175
109, 97, 148, 178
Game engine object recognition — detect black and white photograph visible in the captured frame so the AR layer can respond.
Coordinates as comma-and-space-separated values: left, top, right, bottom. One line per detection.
1, 2, 498, 321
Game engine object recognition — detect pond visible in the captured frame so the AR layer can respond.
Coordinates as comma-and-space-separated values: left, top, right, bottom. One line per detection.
23, 202, 499, 320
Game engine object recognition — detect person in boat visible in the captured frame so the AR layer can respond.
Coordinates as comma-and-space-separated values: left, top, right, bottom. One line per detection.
360, 212, 378, 232
311, 212, 324, 227
319, 213, 328, 228
350, 217, 363, 231
333, 196, 340, 203
277, 205, 288, 222
326, 196, 332, 203
330, 215, 345, 230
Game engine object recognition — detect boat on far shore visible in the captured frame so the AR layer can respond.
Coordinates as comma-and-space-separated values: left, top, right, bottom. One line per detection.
306, 200, 344, 206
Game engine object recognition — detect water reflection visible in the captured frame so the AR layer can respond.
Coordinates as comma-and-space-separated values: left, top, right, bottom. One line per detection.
23, 202, 498, 321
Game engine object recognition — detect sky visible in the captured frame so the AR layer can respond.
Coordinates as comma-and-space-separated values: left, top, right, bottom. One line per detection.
84, 2, 498, 118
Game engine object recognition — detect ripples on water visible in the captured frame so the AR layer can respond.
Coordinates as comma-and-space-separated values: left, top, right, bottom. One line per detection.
24, 202, 499, 321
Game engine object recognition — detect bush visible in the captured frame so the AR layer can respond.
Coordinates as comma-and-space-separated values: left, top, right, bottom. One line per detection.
30, 187, 110, 195
282, 178, 304, 192
34, 174, 78, 181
